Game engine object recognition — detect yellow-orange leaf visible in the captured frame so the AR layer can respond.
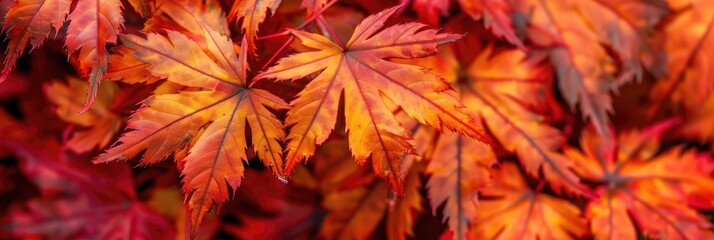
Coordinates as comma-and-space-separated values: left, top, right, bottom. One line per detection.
96, 25, 287, 235
463, 47, 589, 196
44, 77, 121, 153
258, 5, 489, 194
471, 162, 588, 239
105, 46, 161, 84
229, 0, 282, 51
144, 0, 230, 40
567, 120, 714, 239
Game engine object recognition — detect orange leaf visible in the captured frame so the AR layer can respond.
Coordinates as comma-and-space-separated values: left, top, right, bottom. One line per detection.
44, 77, 121, 153
65, 0, 124, 112
463, 47, 589, 196
144, 0, 230, 40
105, 46, 161, 84
1, 0, 70, 82
387, 161, 425, 240
96, 25, 287, 235
470, 162, 588, 239
229, 0, 282, 51
309, 138, 389, 240
258, 5, 490, 195
427, 132, 495, 240
511, 0, 661, 141
459, 0, 524, 50
567, 120, 714, 239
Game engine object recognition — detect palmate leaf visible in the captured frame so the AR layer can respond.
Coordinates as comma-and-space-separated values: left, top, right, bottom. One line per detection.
65, 0, 124, 112
44, 77, 121, 153
229, 0, 282, 52
650, 0, 714, 113
1, 0, 70, 82
471, 162, 588, 239
106, 0, 228, 85
257, 5, 490, 195
651, 0, 714, 144
95, 25, 287, 235
566, 120, 714, 239
387, 160, 425, 240
395, 46, 583, 238
458, 0, 524, 49
312, 139, 389, 240
427, 132, 495, 240
509, 0, 664, 141
463, 48, 589, 196
0, 117, 173, 239
408, 0, 524, 49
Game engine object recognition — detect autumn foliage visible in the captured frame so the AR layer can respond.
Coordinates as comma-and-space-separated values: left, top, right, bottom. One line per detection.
1, 0, 714, 239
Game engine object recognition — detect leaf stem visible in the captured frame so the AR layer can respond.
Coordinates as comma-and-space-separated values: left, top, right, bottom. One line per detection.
257, 0, 339, 41
301, 0, 345, 49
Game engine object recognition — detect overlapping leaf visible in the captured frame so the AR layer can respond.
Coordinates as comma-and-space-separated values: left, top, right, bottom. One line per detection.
427, 132, 495, 240
0, 118, 173, 239
312, 139, 389, 240
566, 120, 714, 239
1, 0, 70, 82
44, 77, 121, 153
229, 0, 282, 51
650, 0, 714, 143
65, 0, 124, 112
107, 0, 228, 85
470, 162, 588, 239
509, 0, 665, 140
387, 161, 425, 240
258, 5, 490, 194
462, 48, 588, 196
408, 0, 523, 48
459, 0, 524, 49
95, 25, 288, 234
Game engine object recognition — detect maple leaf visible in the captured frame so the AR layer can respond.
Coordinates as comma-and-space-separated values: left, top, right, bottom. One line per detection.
0, 121, 173, 239
219, 170, 317, 239
257, 5, 490, 194
1, 0, 70, 82
387, 161, 425, 240
470, 162, 588, 239
509, 0, 661, 140
313, 139, 389, 240
566, 120, 714, 239
6, 195, 173, 239
229, 0, 282, 51
681, 95, 714, 145
127, 0, 154, 18
406, 0, 524, 49
650, 0, 714, 113
44, 77, 121, 153
410, 0, 449, 26
650, 1, 714, 145
427, 132, 495, 240
65, 0, 124, 112
462, 47, 589, 196
105, 46, 161, 84
95, 25, 288, 234
144, 0, 230, 40
459, 0, 524, 50
106, 0, 229, 85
